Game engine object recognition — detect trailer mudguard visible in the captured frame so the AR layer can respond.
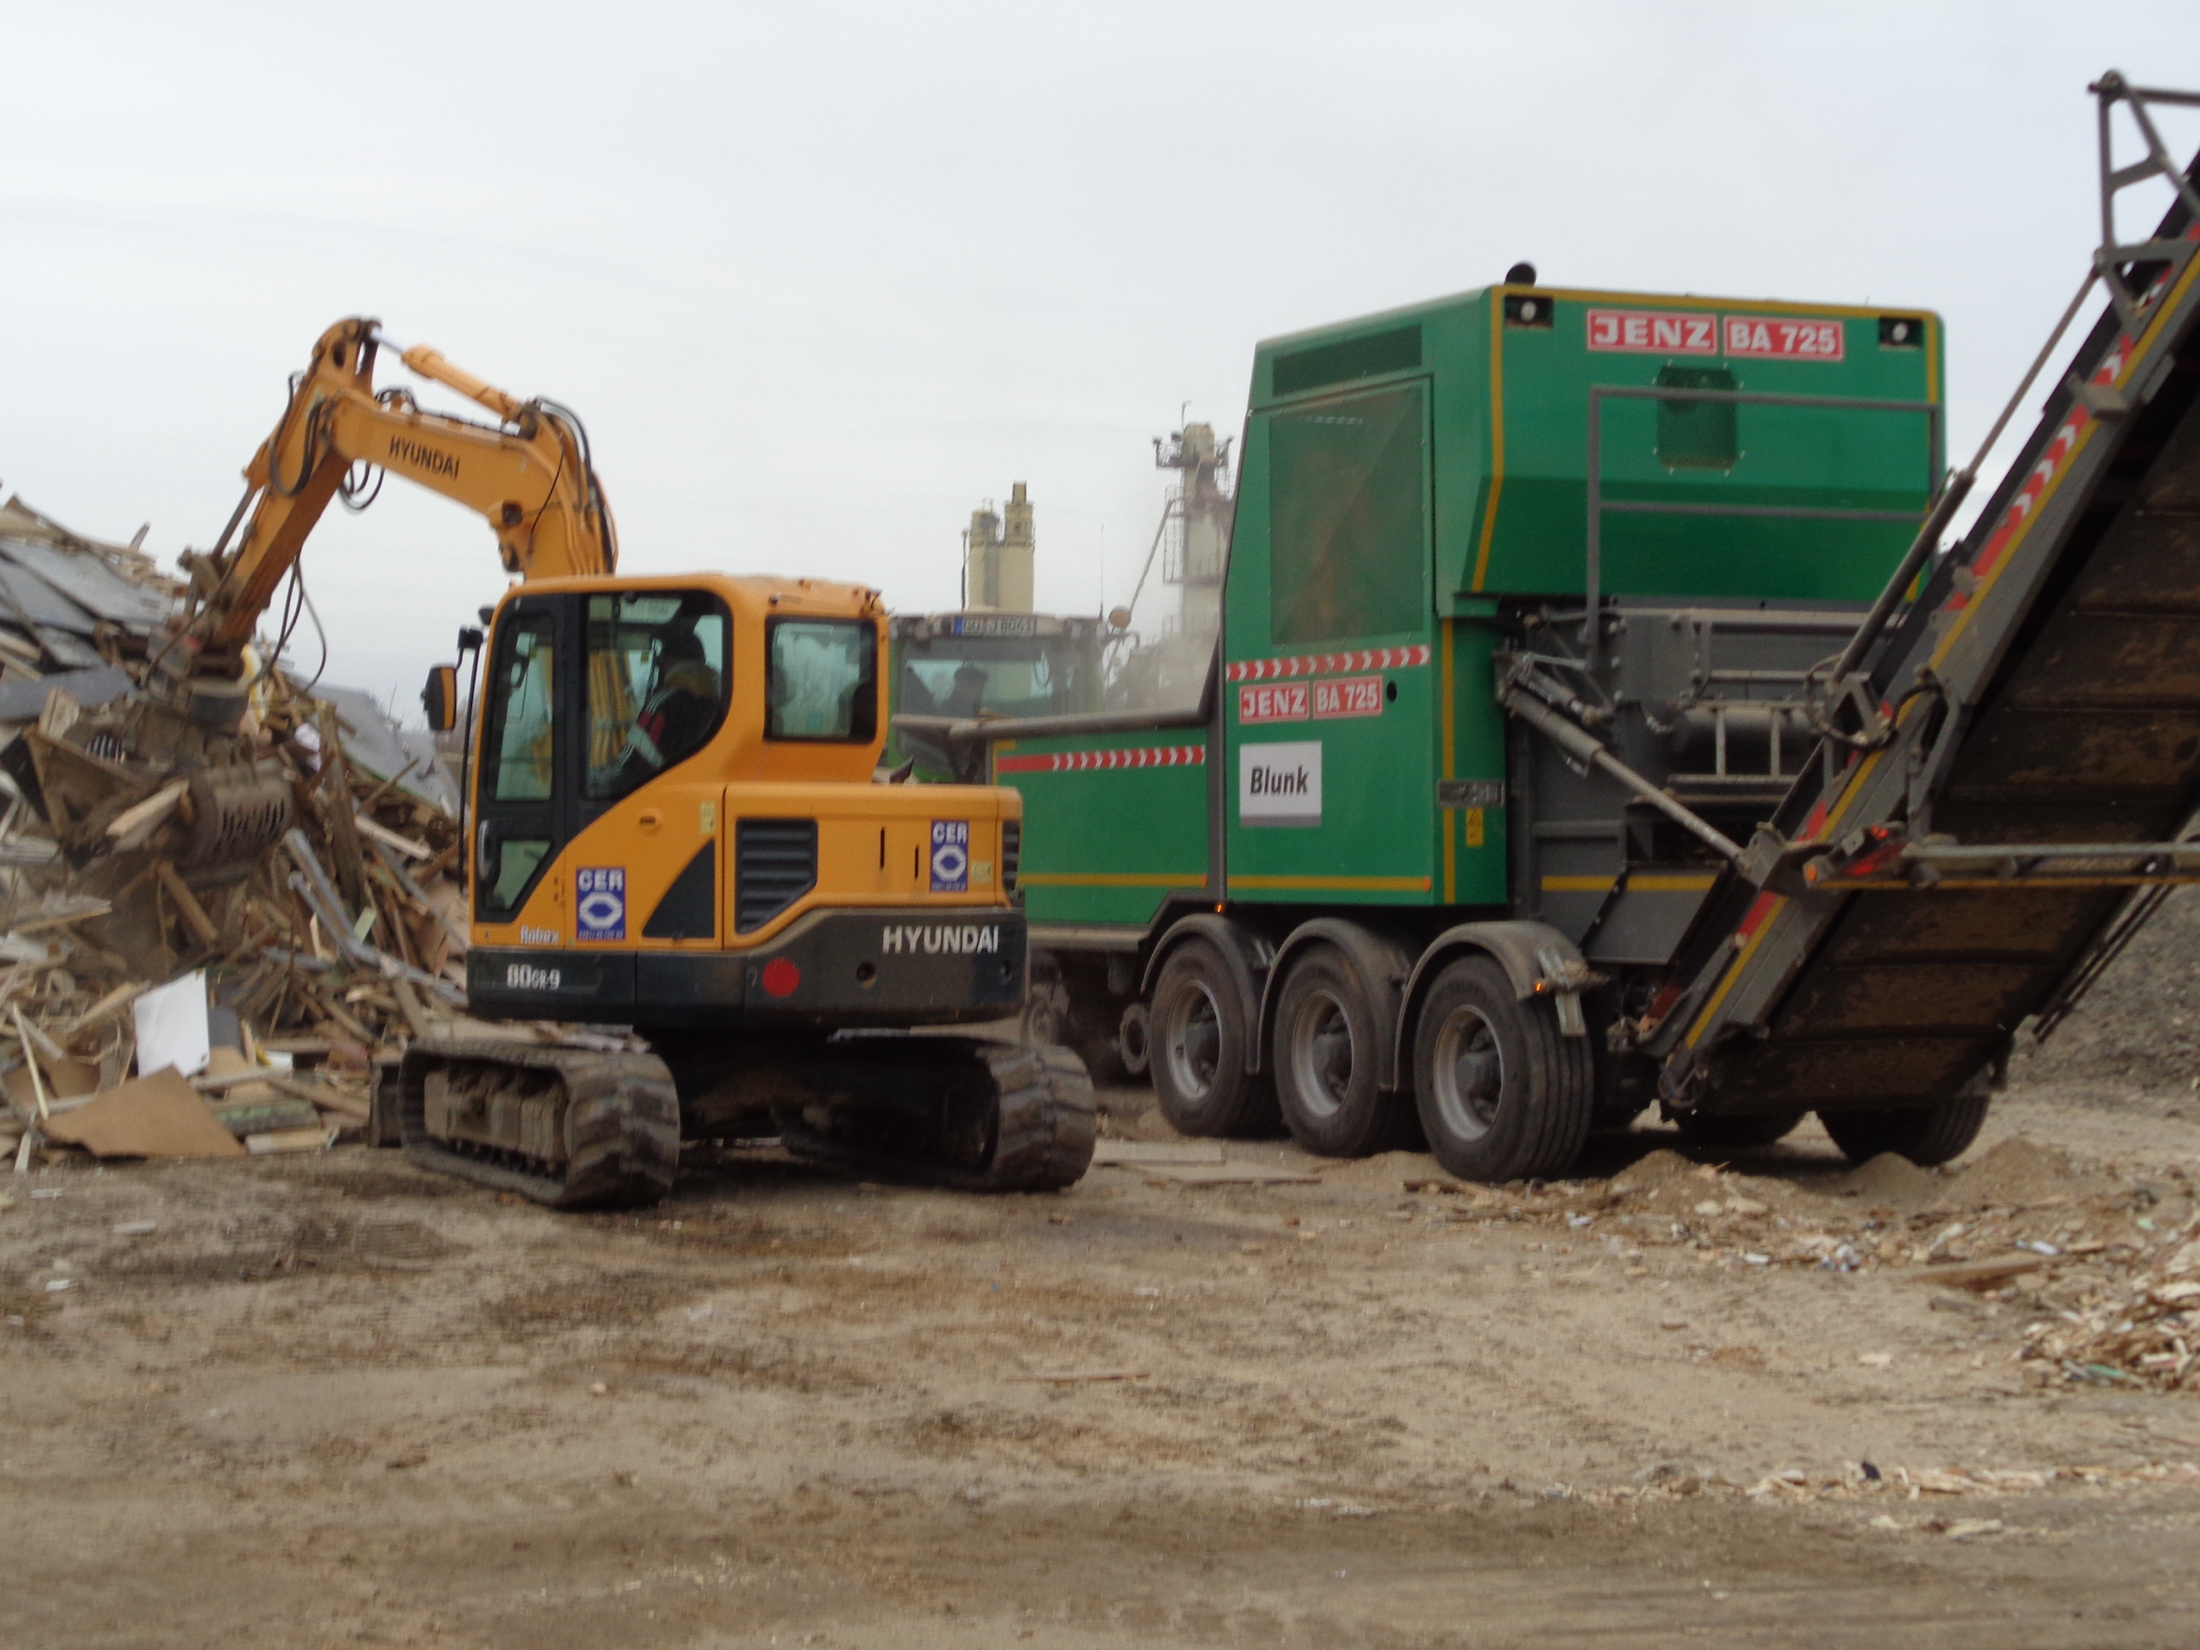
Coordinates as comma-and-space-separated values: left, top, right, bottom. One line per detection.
1393, 920, 1593, 1081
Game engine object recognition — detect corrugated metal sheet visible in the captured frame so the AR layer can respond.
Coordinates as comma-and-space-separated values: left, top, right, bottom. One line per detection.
0, 537, 173, 630
0, 558, 96, 635
316, 683, 461, 817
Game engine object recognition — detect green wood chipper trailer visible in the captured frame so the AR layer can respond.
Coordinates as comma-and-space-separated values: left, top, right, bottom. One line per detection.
894, 75, 2200, 1183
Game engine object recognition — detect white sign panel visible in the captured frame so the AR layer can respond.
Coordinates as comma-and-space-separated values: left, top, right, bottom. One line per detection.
1239, 741, 1322, 828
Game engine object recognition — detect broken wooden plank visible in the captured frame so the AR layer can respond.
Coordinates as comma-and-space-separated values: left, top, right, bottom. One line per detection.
1139, 1161, 1322, 1186
190, 1066, 292, 1094
105, 778, 189, 851
316, 708, 369, 912
1900, 1255, 2049, 1291
1092, 1139, 1227, 1166
154, 861, 220, 947
12, 897, 113, 934
307, 1090, 371, 1123
54, 980, 146, 1040
354, 812, 432, 861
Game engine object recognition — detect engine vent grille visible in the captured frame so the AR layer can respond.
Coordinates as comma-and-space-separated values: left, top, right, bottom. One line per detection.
735, 817, 817, 933
1001, 819, 1020, 894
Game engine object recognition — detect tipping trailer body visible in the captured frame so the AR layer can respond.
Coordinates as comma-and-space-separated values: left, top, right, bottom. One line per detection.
898, 78, 2199, 1178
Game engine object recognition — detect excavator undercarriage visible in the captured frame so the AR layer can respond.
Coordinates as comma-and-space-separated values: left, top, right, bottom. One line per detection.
395, 1031, 1093, 1209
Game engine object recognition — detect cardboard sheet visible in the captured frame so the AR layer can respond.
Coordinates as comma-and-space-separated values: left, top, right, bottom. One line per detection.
42, 1067, 245, 1158
3, 1055, 99, 1117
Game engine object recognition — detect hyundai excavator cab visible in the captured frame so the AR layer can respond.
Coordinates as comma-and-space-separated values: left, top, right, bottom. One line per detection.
157, 317, 1092, 1208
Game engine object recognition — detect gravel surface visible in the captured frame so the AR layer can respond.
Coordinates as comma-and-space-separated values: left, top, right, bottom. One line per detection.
4, 1066, 2200, 1647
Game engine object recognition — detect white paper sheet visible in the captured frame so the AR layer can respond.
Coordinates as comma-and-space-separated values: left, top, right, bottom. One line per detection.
132, 970, 211, 1079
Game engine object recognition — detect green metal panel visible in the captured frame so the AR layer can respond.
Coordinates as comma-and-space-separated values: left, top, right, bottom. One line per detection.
1441, 616, 1508, 907
1255, 286, 1943, 606
996, 729, 1210, 927
933, 279, 1941, 936
1222, 385, 1442, 906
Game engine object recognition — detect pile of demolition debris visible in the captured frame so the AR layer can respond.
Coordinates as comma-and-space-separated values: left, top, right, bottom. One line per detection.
0, 495, 468, 1168
1373, 1135, 2200, 1395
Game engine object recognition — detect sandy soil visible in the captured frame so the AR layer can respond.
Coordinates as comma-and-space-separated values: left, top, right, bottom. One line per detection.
5, 1072, 2200, 1648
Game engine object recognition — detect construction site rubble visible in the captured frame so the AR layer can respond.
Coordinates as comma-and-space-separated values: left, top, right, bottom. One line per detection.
1362, 1133, 2200, 1394
0, 495, 467, 1170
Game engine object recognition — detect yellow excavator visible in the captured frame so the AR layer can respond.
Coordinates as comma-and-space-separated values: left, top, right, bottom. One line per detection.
161, 317, 1092, 1207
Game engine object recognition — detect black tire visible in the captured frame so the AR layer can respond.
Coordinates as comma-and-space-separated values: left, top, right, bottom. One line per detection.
1818, 1096, 1990, 1167
1674, 1110, 1804, 1149
1023, 964, 1069, 1049
775, 1040, 1095, 1192
1272, 944, 1418, 1157
1150, 937, 1278, 1137
1410, 956, 1592, 1182
1066, 997, 1129, 1086
1117, 1000, 1152, 1082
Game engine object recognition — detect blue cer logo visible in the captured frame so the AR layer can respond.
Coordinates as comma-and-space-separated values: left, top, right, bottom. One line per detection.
576, 866, 626, 941
929, 820, 969, 893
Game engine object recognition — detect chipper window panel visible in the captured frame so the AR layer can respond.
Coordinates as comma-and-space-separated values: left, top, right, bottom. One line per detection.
1654, 365, 1740, 472
1269, 383, 1430, 647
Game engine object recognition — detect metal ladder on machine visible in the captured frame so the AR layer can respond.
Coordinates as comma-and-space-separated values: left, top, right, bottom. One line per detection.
1642, 72, 2200, 1125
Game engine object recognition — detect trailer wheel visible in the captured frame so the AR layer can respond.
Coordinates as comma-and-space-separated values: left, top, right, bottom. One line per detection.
1674, 1110, 1804, 1149
1411, 956, 1591, 1182
1150, 939, 1277, 1137
1117, 1000, 1151, 1081
1273, 945, 1417, 1157
1023, 964, 1069, 1049
1818, 1097, 1990, 1167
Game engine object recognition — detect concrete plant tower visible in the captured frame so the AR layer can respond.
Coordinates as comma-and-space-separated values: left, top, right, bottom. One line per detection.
963, 482, 1035, 612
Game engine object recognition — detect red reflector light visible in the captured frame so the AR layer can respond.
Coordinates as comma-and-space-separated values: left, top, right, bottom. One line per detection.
760, 957, 801, 998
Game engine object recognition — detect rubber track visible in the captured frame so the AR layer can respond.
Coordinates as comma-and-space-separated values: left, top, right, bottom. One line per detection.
400, 1035, 681, 1210
781, 1039, 1097, 1192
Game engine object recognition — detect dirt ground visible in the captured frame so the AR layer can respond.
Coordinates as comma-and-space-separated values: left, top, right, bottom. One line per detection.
8, 1043, 2200, 1646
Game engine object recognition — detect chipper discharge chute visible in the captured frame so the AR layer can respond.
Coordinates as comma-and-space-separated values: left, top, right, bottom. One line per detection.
914, 73, 2200, 1181
136, 318, 1093, 1208
1645, 73, 2200, 1158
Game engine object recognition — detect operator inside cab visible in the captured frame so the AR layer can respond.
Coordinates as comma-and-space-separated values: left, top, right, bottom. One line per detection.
588, 594, 728, 797
629, 625, 721, 770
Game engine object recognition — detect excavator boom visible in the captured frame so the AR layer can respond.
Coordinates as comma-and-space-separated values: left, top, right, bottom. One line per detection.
188, 317, 616, 656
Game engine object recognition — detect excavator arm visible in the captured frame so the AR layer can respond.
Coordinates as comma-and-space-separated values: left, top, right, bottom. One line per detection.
184, 316, 617, 657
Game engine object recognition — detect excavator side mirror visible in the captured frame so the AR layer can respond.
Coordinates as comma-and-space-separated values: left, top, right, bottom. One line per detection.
421, 664, 460, 733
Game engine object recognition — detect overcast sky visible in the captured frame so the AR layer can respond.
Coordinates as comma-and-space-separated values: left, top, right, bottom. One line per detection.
3, 1, 2195, 718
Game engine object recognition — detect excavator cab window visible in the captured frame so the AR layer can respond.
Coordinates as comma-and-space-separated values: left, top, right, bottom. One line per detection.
477, 608, 560, 915
766, 618, 878, 743
585, 592, 731, 800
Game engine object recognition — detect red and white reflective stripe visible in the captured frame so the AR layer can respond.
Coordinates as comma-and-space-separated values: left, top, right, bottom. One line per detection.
1955, 222, 2200, 605
994, 745, 1206, 774
1224, 644, 1431, 683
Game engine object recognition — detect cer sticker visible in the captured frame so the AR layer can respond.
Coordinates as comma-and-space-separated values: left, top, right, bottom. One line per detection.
930, 820, 970, 893
576, 867, 626, 941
